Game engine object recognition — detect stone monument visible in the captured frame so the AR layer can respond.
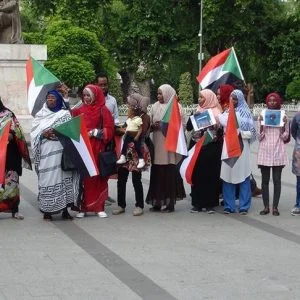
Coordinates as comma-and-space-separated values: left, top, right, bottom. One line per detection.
0, 0, 47, 138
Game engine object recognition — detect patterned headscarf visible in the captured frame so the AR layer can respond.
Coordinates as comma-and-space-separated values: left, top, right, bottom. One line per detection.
231, 89, 256, 143
219, 84, 234, 110
127, 93, 150, 113
46, 90, 66, 112
265, 92, 281, 109
158, 84, 176, 104
198, 89, 222, 117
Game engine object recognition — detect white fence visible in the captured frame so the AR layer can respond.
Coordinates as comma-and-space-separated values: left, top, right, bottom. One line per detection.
118, 103, 300, 116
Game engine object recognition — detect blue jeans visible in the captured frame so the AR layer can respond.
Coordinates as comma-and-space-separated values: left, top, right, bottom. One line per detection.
223, 176, 251, 212
295, 176, 300, 208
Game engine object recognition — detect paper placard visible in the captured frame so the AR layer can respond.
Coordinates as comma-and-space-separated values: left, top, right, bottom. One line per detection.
190, 109, 216, 131
261, 109, 285, 127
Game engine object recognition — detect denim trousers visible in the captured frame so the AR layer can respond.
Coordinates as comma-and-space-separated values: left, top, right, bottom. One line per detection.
223, 176, 251, 212
296, 176, 300, 208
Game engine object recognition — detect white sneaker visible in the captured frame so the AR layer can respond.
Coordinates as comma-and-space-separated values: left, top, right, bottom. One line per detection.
97, 211, 108, 218
76, 212, 85, 218
116, 155, 126, 164
137, 158, 145, 169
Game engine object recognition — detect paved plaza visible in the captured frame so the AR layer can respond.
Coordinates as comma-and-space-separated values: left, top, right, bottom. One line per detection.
0, 138, 299, 300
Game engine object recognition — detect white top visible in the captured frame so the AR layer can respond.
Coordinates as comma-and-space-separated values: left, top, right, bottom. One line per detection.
105, 94, 120, 124
219, 112, 252, 184
126, 116, 143, 131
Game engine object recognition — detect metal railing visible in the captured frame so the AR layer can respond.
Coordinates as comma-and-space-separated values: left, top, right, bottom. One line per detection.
118, 103, 300, 116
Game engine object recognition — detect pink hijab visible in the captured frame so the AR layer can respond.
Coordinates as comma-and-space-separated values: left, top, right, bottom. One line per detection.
198, 89, 222, 117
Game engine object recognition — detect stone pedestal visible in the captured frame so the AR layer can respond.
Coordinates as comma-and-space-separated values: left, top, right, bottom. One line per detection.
0, 44, 47, 138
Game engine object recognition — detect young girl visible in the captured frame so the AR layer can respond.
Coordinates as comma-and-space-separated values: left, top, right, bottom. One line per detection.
257, 92, 289, 216
117, 105, 145, 169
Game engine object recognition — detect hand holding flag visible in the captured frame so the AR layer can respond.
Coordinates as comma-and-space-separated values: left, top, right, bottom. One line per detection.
161, 95, 187, 156
53, 115, 99, 178
221, 100, 243, 167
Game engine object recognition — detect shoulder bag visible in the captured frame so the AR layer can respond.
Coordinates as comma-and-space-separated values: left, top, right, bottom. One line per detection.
98, 109, 117, 177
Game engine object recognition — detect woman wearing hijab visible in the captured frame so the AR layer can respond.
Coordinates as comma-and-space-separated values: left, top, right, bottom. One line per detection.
290, 111, 300, 216
0, 98, 31, 219
219, 90, 256, 215
257, 92, 289, 216
72, 84, 114, 218
186, 89, 223, 213
146, 84, 186, 212
216, 84, 234, 111
31, 90, 80, 221
113, 93, 151, 216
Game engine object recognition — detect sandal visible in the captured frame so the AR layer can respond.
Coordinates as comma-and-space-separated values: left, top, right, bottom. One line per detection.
43, 213, 53, 221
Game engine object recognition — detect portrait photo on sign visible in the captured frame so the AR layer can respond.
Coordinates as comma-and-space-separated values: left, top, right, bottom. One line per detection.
261, 109, 285, 127
190, 109, 216, 132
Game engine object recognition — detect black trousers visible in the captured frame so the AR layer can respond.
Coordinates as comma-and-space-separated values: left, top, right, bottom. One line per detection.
121, 134, 143, 158
117, 167, 144, 209
260, 166, 283, 207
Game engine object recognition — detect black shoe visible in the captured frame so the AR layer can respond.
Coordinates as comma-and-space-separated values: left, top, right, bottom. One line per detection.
220, 200, 224, 206
272, 207, 280, 216
62, 210, 74, 220
206, 207, 215, 214
239, 210, 248, 215
150, 206, 161, 212
43, 213, 53, 221
259, 207, 270, 215
190, 207, 200, 213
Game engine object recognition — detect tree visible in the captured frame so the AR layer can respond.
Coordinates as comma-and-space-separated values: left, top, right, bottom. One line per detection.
45, 55, 95, 88
286, 78, 300, 102
178, 72, 194, 105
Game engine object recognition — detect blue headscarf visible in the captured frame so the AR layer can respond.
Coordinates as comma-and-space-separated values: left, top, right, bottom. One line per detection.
46, 90, 66, 112
231, 89, 256, 143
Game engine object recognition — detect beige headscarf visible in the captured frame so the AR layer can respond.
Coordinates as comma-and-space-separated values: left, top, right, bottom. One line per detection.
158, 84, 176, 104
198, 89, 222, 117
127, 93, 150, 113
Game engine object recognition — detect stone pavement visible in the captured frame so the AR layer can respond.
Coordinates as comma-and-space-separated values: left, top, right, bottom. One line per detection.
0, 139, 300, 300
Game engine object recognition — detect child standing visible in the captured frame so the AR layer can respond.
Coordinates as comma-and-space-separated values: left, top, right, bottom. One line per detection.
257, 92, 289, 216
117, 105, 145, 169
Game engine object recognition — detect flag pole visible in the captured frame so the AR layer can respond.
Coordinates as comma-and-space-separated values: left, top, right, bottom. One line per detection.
198, 0, 203, 92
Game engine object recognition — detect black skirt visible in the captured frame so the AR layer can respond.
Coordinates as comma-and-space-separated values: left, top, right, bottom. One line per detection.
146, 164, 186, 207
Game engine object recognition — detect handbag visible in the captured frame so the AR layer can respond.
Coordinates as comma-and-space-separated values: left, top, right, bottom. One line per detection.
98, 109, 117, 177
61, 150, 77, 171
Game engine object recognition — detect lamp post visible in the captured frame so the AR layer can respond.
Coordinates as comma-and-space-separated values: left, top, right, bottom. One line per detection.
198, 0, 203, 90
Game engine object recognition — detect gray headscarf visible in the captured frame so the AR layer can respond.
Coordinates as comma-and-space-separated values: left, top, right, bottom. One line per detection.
127, 93, 150, 113
158, 84, 176, 104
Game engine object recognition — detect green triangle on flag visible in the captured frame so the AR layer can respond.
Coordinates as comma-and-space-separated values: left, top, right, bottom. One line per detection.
222, 48, 244, 81
31, 57, 60, 86
54, 115, 81, 142
203, 130, 213, 146
161, 96, 174, 123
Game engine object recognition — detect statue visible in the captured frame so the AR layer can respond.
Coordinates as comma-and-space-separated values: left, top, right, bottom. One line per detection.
0, 0, 23, 44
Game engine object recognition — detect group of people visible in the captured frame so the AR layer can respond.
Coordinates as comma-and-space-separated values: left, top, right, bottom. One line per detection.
0, 74, 299, 221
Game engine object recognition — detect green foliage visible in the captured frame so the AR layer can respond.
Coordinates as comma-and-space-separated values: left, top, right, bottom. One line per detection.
23, 32, 44, 44
44, 20, 110, 73
109, 75, 123, 105
178, 72, 194, 105
45, 55, 95, 88
286, 78, 300, 101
